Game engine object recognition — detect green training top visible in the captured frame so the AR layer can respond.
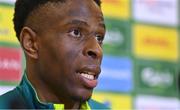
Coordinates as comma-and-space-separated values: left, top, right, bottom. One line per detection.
0, 71, 109, 109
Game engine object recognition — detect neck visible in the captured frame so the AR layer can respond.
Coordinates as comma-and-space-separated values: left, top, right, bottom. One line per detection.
26, 66, 81, 109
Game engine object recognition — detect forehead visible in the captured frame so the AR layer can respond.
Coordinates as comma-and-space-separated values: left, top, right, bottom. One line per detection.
27, 0, 104, 31
66, 0, 101, 15
46, 0, 102, 20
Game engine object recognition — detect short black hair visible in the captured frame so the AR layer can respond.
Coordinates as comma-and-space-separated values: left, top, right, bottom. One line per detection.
13, 0, 101, 40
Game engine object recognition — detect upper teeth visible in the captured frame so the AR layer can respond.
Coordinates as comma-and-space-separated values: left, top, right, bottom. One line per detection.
80, 72, 94, 80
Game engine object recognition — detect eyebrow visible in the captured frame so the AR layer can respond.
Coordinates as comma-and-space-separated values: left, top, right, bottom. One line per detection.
67, 19, 89, 26
66, 19, 106, 30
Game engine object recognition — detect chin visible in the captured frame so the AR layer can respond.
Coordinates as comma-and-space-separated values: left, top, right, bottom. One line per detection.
72, 89, 93, 102
81, 92, 92, 101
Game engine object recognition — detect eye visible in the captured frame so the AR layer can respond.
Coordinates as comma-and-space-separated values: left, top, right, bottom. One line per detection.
69, 29, 81, 38
95, 34, 104, 44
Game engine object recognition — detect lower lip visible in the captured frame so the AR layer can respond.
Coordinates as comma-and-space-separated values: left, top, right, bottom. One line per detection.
78, 74, 98, 88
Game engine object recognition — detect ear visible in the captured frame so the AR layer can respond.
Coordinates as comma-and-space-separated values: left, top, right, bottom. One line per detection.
19, 27, 39, 59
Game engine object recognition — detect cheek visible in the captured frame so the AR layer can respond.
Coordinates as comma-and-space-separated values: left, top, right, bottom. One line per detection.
38, 42, 80, 79
65, 49, 81, 63
37, 36, 83, 83
56, 41, 83, 68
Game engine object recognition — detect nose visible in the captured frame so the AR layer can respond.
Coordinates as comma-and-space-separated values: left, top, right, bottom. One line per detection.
83, 38, 102, 60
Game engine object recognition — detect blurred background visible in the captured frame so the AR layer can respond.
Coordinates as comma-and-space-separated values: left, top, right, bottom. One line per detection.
0, 0, 179, 109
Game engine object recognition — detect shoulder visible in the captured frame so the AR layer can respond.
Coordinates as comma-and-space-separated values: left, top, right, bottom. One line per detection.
0, 87, 27, 108
88, 99, 110, 109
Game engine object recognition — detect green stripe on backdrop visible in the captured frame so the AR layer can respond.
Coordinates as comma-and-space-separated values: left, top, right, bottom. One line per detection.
0, 2, 14, 7
134, 59, 178, 97
0, 42, 20, 48
0, 81, 18, 86
103, 17, 132, 57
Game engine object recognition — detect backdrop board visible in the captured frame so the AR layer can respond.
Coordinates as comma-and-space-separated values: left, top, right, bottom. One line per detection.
0, 47, 22, 83
133, 24, 179, 62
133, 0, 179, 27
92, 91, 132, 110
103, 18, 131, 56
134, 95, 180, 110
134, 59, 178, 97
102, 0, 130, 19
0, 4, 18, 44
95, 56, 133, 93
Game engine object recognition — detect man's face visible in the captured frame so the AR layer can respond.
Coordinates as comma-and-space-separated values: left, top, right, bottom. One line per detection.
34, 0, 105, 102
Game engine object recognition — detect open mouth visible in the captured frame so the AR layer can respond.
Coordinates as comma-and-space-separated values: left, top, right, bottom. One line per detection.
77, 71, 97, 80
76, 69, 99, 88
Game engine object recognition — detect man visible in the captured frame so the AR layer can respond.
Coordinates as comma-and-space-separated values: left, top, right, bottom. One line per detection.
0, 0, 108, 109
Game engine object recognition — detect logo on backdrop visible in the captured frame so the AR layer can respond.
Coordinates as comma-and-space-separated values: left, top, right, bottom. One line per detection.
0, 47, 22, 81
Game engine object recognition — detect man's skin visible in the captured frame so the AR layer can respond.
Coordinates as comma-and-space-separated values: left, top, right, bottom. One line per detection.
19, 0, 105, 109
